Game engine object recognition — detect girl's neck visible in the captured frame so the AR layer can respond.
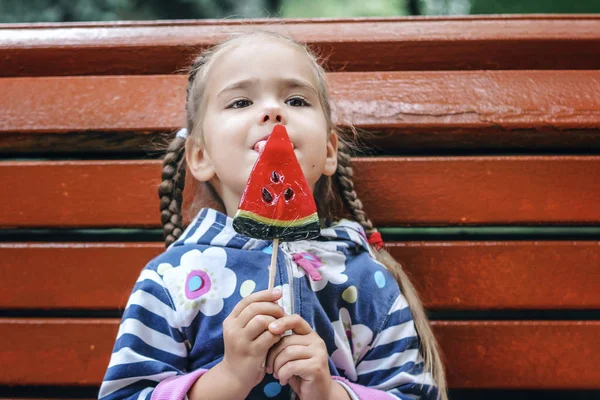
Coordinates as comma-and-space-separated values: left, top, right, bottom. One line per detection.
211, 180, 242, 218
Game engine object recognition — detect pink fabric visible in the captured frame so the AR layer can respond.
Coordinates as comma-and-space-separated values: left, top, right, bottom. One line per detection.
332, 376, 396, 400
292, 252, 322, 281
151, 368, 207, 400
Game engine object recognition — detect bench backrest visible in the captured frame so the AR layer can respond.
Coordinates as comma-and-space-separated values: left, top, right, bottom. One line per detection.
1, 16, 600, 399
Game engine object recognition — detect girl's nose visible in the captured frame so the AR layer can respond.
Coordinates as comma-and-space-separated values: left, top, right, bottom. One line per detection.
260, 106, 285, 125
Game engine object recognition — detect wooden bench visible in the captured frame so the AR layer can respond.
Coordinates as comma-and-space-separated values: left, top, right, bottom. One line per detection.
1, 15, 600, 399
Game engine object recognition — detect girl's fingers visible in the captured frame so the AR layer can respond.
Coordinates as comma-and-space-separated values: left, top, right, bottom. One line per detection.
237, 301, 285, 328
245, 314, 277, 340
268, 313, 313, 336
229, 289, 282, 318
254, 328, 282, 352
266, 335, 311, 374
270, 345, 312, 379
276, 359, 317, 386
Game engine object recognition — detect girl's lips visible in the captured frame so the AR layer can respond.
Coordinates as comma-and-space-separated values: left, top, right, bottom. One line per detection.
252, 136, 296, 153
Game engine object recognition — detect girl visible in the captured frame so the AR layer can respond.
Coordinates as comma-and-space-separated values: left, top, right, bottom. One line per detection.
99, 31, 447, 400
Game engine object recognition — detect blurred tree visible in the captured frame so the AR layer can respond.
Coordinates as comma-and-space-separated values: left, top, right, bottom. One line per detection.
469, 0, 600, 14
2, 0, 600, 23
0, 0, 278, 23
420, 0, 470, 15
280, 0, 407, 18
407, 0, 421, 15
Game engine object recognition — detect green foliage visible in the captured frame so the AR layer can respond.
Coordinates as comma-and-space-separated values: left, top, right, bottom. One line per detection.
0, 0, 277, 23
280, 0, 408, 18
470, 0, 600, 14
420, 0, 470, 15
2, 0, 600, 23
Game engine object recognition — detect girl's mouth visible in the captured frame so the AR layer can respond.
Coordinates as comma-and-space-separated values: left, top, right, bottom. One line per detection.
252, 137, 296, 153
253, 139, 268, 153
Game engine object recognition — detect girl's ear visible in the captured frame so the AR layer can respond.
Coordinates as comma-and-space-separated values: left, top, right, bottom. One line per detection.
186, 139, 216, 182
323, 131, 339, 177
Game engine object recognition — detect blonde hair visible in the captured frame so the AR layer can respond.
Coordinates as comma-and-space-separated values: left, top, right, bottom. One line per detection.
158, 30, 447, 399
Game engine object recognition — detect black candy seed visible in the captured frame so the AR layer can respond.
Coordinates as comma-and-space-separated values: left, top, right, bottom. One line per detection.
262, 188, 273, 203
271, 171, 280, 183
284, 188, 294, 201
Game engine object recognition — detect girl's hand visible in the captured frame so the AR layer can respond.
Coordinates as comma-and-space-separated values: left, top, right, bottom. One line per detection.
219, 289, 285, 393
266, 315, 350, 400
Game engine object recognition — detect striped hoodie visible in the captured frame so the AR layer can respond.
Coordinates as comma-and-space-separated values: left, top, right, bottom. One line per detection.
99, 208, 437, 400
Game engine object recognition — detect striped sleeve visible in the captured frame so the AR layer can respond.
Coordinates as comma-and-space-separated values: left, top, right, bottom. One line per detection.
334, 294, 439, 400
98, 268, 205, 400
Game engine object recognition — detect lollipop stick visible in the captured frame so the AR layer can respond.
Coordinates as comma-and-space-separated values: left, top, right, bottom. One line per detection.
268, 238, 279, 290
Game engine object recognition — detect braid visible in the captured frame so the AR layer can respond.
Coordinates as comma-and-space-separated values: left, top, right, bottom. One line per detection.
157, 53, 208, 248
336, 139, 448, 400
335, 140, 376, 235
159, 135, 186, 247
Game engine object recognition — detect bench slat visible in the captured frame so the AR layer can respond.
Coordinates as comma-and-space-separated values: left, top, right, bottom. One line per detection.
2, 158, 599, 228
1, 242, 599, 310
1, 319, 598, 389
2, 71, 600, 136
2, 16, 600, 76
390, 241, 600, 310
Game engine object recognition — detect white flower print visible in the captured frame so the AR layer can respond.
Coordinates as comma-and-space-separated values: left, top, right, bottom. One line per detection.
162, 247, 236, 327
331, 307, 374, 381
284, 241, 348, 292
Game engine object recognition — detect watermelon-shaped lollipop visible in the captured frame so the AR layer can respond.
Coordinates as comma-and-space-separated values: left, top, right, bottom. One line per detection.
233, 125, 320, 241
233, 125, 321, 288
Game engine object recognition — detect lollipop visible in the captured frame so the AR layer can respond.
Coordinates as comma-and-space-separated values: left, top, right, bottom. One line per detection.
233, 125, 320, 288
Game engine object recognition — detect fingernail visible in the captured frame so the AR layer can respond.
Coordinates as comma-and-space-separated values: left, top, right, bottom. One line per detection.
269, 322, 279, 330
272, 288, 281, 296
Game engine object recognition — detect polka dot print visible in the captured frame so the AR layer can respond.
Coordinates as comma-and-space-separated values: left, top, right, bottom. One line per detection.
240, 280, 256, 298
262, 245, 273, 255
264, 382, 282, 397
374, 271, 386, 288
342, 286, 358, 303
157, 263, 172, 276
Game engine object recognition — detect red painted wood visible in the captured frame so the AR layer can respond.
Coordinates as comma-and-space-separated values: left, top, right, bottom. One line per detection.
0, 75, 183, 133
1, 157, 599, 228
435, 321, 600, 389
1, 319, 598, 389
0, 319, 118, 386
2, 242, 599, 311
2, 71, 600, 135
2, 16, 600, 76
388, 241, 600, 310
354, 157, 600, 226
0, 243, 163, 310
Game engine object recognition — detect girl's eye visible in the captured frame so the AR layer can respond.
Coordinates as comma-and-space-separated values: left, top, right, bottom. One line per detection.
228, 99, 252, 109
285, 97, 310, 107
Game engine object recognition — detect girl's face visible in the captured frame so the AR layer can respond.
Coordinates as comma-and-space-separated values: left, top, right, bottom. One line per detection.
188, 38, 338, 216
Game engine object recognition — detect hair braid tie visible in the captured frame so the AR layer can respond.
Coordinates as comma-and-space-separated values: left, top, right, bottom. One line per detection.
367, 231, 385, 251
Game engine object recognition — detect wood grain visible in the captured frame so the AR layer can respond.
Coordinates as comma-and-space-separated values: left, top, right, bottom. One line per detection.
388, 241, 600, 310
2, 71, 599, 137
1, 319, 598, 389
1, 157, 599, 228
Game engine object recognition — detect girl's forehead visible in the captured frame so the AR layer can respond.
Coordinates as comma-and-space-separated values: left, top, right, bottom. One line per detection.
207, 39, 320, 92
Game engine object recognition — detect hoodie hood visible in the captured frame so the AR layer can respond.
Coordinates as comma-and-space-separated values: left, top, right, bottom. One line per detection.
171, 208, 373, 255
